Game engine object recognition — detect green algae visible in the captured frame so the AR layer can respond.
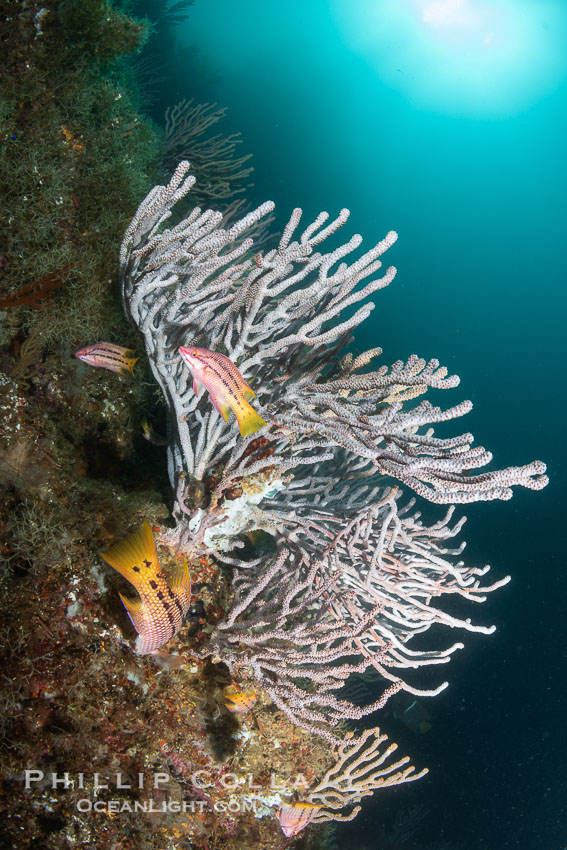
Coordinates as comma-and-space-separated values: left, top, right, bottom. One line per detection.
0, 0, 161, 347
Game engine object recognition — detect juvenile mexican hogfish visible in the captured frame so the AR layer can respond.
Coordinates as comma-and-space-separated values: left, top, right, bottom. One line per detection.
179, 346, 266, 437
99, 521, 191, 655
75, 342, 138, 376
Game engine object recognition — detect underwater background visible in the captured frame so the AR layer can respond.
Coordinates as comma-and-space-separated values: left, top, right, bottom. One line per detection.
182, 2, 566, 846
0, 1, 565, 848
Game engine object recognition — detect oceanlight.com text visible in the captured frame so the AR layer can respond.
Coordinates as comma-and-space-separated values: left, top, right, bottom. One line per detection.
75, 799, 259, 814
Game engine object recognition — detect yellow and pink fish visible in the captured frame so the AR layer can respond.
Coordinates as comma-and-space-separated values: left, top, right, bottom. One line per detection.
276, 802, 321, 837
75, 342, 138, 376
179, 346, 266, 437
99, 522, 192, 655
224, 687, 258, 714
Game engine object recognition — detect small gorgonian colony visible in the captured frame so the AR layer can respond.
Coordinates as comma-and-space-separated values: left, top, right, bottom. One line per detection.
119, 162, 548, 833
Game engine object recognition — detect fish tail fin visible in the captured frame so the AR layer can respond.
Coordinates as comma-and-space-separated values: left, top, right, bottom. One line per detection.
99, 521, 160, 587
121, 356, 138, 376
235, 400, 267, 437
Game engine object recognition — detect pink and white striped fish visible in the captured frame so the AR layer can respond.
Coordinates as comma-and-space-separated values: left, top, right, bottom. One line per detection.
75, 342, 138, 376
276, 802, 321, 837
179, 345, 266, 437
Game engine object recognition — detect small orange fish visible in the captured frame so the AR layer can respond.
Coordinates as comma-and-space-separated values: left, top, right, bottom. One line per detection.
99, 522, 191, 655
75, 342, 138, 376
224, 687, 258, 714
276, 802, 321, 837
179, 346, 266, 437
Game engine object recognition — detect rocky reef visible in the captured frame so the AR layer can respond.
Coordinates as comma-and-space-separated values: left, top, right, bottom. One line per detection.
0, 3, 346, 848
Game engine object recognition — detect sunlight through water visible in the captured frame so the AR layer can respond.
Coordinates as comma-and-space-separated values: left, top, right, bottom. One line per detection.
331, 0, 567, 116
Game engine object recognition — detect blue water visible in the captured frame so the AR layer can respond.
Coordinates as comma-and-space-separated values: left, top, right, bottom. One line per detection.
176, 3, 566, 847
